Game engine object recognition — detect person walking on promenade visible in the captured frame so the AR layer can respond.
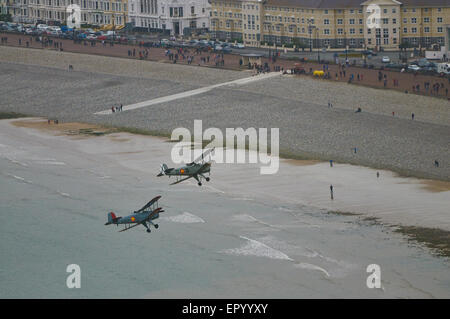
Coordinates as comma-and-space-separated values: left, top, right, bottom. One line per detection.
412, 113, 415, 120
330, 185, 334, 200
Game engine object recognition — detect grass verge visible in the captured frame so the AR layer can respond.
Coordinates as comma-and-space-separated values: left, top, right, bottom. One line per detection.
0, 112, 28, 119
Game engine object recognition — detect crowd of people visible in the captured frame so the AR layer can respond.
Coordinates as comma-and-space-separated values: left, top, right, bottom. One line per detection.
2, 30, 449, 99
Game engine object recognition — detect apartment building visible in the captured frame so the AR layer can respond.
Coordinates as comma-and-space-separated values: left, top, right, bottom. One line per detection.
128, 0, 211, 36
209, 0, 450, 50
7, 0, 128, 27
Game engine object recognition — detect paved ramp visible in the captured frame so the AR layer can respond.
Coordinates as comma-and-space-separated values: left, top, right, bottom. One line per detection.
95, 72, 282, 115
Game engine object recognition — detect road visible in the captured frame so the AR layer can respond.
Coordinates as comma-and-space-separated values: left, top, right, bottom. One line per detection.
1, 32, 449, 99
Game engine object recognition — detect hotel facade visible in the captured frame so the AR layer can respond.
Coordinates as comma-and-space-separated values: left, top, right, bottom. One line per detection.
0, 0, 210, 35
209, 0, 450, 50
128, 0, 211, 36
2, 0, 129, 27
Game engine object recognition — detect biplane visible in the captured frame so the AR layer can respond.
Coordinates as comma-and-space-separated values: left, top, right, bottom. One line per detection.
105, 196, 163, 233
157, 148, 214, 186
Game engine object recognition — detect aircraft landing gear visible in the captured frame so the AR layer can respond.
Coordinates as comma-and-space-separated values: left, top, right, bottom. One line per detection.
198, 182, 202, 186
154, 224, 159, 229
146, 229, 151, 233
206, 177, 210, 182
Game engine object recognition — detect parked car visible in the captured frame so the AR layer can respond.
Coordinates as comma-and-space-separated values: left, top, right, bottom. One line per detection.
222, 46, 232, 53
436, 63, 450, 76
381, 56, 391, 63
408, 64, 421, 72
36, 24, 48, 31
385, 63, 405, 70
25, 28, 37, 35
362, 49, 377, 56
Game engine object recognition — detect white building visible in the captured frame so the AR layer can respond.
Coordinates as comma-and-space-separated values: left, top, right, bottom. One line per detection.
128, 0, 210, 36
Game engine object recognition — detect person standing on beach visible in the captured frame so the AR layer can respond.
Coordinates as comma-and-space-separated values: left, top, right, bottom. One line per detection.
330, 185, 334, 200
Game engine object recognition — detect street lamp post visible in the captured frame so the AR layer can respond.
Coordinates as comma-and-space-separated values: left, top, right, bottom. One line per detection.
344, 31, 348, 61
316, 27, 320, 62
307, 17, 314, 52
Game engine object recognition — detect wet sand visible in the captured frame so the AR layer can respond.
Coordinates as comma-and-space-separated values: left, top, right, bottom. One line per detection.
10, 118, 450, 231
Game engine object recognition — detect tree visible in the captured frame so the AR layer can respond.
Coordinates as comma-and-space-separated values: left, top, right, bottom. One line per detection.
0, 13, 12, 22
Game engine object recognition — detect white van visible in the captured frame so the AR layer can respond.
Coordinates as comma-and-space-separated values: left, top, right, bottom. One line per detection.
436, 63, 450, 75
36, 24, 48, 30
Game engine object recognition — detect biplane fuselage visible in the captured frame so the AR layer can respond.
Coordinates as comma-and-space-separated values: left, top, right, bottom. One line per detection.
158, 162, 211, 186
105, 196, 163, 233
109, 208, 161, 225
158, 148, 214, 186
164, 162, 211, 177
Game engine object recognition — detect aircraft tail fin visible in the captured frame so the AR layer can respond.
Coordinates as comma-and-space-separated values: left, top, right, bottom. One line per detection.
157, 164, 169, 177
105, 212, 121, 225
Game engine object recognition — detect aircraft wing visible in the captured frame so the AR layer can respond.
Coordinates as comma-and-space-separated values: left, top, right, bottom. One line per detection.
170, 176, 193, 185
191, 148, 215, 164
136, 195, 162, 213
118, 223, 141, 232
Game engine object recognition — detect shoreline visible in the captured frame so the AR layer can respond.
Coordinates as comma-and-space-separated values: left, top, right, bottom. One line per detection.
2, 111, 449, 183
